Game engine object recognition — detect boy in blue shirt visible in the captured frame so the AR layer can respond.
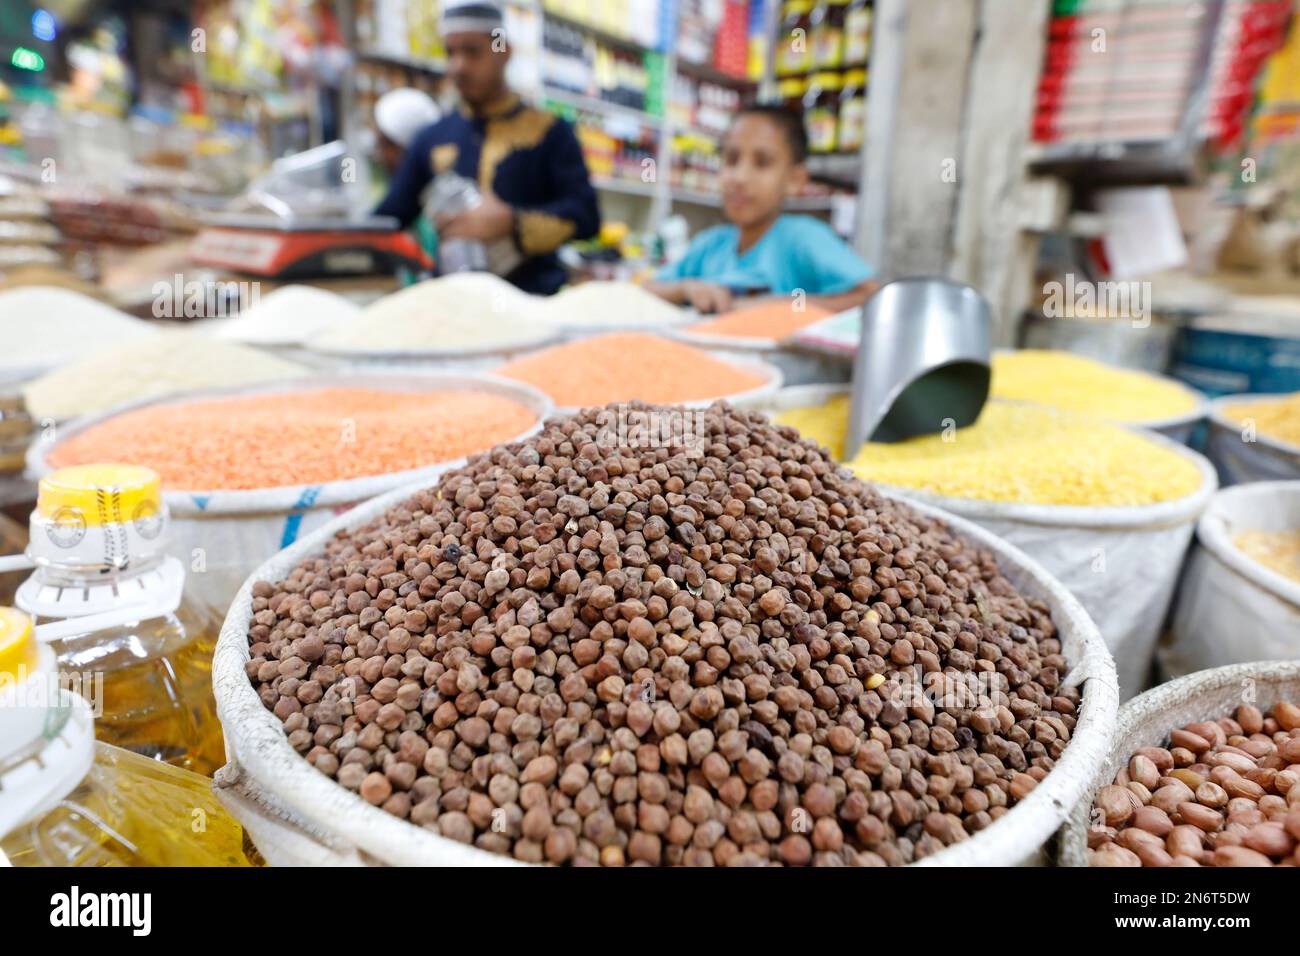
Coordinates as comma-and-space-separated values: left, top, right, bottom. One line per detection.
647, 105, 876, 314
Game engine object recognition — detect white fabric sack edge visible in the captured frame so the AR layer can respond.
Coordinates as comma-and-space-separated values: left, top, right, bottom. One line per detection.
1162, 482, 1300, 677
1055, 659, 1300, 866
1205, 393, 1300, 485
211, 474, 1118, 867
26, 372, 555, 515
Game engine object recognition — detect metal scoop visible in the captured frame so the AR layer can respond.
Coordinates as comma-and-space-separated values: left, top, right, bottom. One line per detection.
845, 278, 993, 458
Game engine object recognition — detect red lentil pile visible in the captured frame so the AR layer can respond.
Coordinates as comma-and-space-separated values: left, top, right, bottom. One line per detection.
246, 402, 1081, 865
49, 388, 539, 491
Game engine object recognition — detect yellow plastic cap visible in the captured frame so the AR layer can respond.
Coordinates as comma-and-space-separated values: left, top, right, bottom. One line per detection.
0, 607, 36, 682
37, 464, 162, 527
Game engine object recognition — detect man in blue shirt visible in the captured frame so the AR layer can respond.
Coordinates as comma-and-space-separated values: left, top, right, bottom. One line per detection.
647, 106, 876, 314
374, 1, 600, 295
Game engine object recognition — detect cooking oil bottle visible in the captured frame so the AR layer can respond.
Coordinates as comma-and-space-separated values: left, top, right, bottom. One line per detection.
10, 464, 223, 775
0, 606, 249, 866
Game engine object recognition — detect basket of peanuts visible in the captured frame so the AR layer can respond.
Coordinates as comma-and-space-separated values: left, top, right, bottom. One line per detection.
1058, 659, 1300, 867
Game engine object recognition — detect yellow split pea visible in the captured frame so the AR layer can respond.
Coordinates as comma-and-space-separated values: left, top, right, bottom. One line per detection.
776, 397, 1203, 507
990, 350, 1198, 424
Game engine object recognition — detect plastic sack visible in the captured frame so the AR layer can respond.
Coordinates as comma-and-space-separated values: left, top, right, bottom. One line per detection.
735, 385, 1218, 700
1160, 482, 1300, 678
1055, 659, 1300, 866
211, 480, 1117, 867
27, 374, 552, 621
1205, 394, 1300, 486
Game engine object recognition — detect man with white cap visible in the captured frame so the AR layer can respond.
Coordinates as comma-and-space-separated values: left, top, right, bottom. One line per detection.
374, 0, 600, 295
373, 87, 441, 173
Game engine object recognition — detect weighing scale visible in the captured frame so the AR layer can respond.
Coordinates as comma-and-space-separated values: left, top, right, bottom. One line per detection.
191, 214, 432, 279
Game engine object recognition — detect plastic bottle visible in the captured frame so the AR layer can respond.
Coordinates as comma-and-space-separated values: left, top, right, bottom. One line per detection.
839, 68, 868, 153
12, 464, 223, 776
813, 0, 849, 70
805, 71, 843, 154
0, 606, 250, 866
777, 0, 815, 76
845, 0, 872, 65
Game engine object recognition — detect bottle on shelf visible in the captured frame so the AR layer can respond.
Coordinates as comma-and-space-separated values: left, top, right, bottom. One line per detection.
839, 67, 868, 153
805, 71, 844, 154
776, 0, 815, 77
11, 464, 224, 776
845, 0, 872, 66
0, 606, 252, 866
812, 0, 849, 71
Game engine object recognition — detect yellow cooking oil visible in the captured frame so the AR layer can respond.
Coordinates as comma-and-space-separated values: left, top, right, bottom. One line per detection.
0, 606, 250, 867
44, 608, 225, 776
2, 741, 250, 867
17, 464, 226, 776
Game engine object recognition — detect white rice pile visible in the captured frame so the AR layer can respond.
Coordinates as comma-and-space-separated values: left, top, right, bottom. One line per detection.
1, 286, 159, 379
313, 273, 551, 354
541, 280, 689, 329
22, 331, 307, 421
214, 285, 362, 346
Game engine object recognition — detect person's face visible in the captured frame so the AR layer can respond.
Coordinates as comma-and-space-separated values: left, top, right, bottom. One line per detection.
446, 31, 510, 107
720, 115, 808, 227
377, 134, 404, 172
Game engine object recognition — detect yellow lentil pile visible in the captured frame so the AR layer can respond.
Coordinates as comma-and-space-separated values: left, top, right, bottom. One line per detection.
990, 350, 1198, 424
1233, 530, 1300, 583
775, 397, 1203, 506
1223, 391, 1300, 449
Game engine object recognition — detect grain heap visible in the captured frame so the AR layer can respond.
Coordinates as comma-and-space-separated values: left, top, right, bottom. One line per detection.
1223, 391, 1300, 449
541, 281, 688, 329
1, 286, 157, 375
315, 274, 549, 354
990, 350, 1198, 424
22, 332, 307, 420
686, 302, 833, 341
1233, 530, 1300, 584
49, 387, 539, 491
777, 397, 1203, 507
245, 402, 1083, 866
214, 286, 361, 346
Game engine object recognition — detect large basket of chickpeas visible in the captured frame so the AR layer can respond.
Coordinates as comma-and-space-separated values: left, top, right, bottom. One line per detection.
213, 401, 1119, 867
1059, 659, 1300, 867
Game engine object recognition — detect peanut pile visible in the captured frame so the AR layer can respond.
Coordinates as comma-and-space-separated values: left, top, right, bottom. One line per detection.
1090, 701, 1300, 867
246, 402, 1081, 865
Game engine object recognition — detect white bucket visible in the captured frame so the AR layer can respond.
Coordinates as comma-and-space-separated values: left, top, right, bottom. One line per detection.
26, 373, 553, 621
1056, 658, 1300, 866
1205, 393, 1300, 486
211, 475, 1117, 867
734, 386, 1219, 700
1161, 481, 1300, 679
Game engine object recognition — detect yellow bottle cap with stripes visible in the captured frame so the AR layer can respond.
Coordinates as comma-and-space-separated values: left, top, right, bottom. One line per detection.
37, 464, 162, 527
0, 606, 36, 683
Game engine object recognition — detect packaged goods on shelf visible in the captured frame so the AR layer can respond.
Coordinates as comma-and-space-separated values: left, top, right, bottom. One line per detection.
22, 332, 308, 421
212, 285, 362, 347
0, 286, 158, 380
1057, 660, 1300, 867
313, 274, 551, 355
494, 331, 777, 408
0, 607, 250, 866
212, 401, 1116, 866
